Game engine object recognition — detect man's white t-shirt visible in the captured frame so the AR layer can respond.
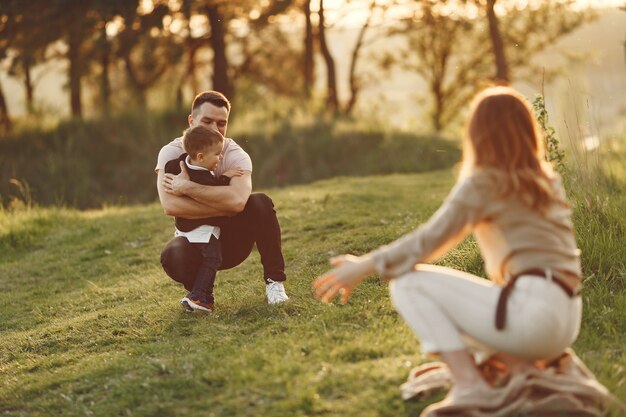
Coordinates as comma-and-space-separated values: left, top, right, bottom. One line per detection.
155, 136, 252, 176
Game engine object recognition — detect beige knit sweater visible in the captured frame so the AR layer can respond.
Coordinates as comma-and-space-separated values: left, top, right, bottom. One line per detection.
372, 169, 581, 284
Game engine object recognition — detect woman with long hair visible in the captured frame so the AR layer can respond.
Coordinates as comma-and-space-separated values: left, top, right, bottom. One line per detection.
313, 86, 583, 409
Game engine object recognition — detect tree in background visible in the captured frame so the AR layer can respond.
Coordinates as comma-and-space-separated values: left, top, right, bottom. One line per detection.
0, 77, 10, 134
65, 2, 90, 117
0, 1, 16, 132
205, 1, 231, 99
302, 0, 315, 98
116, 1, 181, 109
484, 0, 508, 82
6, 42, 42, 116
88, 0, 132, 116
37, 0, 103, 118
318, 0, 339, 111
345, 0, 379, 115
1, 0, 146, 119
171, 0, 209, 107
167, 0, 298, 104
314, 0, 385, 115
392, 2, 487, 132
230, 0, 303, 99
390, 0, 594, 132
0, 0, 60, 117
0, 0, 600, 126
25, 0, 120, 119
502, 1, 591, 82
458, 0, 510, 82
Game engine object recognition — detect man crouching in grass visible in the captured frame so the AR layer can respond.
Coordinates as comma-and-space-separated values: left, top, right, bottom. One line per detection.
155, 90, 289, 306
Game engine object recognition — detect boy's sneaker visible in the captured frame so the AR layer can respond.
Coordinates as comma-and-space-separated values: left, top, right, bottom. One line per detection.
180, 295, 214, 312
180, 297, 195, 312
266, 279, 289, 305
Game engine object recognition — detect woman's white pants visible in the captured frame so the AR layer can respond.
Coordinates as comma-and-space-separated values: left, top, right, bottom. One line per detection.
389, 264, 582, 360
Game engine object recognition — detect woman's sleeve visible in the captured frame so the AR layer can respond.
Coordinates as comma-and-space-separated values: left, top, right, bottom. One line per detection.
370, 177, 488, 278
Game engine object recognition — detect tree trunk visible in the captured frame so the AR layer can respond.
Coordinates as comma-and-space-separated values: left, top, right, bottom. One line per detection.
100, 22, 111, 116
486, 0, 509, 82
345, 0, 376, 115
432, 80, 444, 133
318, 0, 338, 111
177, 0, 199, 107
68, 25, 82, 118
207, 5, 232, 99
0, 78, 12, 134
186, 0, 199, 95
23, 58, 34, 114
177, 46, 199, 108
123, 55, 148, 109
303, 0, 314, 98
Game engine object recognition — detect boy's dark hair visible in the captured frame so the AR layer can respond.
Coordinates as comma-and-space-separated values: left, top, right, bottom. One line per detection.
191, 91, 231, 113
183, 125, 224, 159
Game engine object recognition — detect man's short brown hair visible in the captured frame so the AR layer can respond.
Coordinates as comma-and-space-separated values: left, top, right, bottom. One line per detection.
191, 91, 231, 113
183, 125, 224, 159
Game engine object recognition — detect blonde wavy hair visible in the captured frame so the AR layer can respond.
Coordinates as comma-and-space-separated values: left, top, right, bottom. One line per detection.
460, 86, 559, 212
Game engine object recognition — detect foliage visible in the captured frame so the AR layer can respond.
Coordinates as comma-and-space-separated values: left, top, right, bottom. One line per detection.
390, 2, 490, 132
564, 136, 626, 293
387, 0, 595, 132
0, 170, 624, 416
232, 5, 304, 98
238, 117, 460, 188
0, 110, 459, 209
532, 94, 566, 173
0, 111, 175, 209
0, 0, 599, 127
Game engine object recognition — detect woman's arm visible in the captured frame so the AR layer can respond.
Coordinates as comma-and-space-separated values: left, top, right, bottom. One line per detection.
314, 254, 377, 304
369, 199, 474, 278
314, 178, 485, 303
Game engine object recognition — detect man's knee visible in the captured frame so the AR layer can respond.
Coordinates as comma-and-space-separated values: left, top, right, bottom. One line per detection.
244, 193, 276, 218
161, 237, 191, 268
161, 237, 199, 288
247, 192, 274, 209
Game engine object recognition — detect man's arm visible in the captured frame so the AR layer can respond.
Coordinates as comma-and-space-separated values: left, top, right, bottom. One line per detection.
157, 169, 224, 218
160, 161, 252, 217
170, 170, 252, 215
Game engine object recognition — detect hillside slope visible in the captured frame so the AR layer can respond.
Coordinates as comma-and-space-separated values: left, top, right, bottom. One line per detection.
0, 171, 624, 416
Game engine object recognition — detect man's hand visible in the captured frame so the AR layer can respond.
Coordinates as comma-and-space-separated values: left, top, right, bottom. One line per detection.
163, 161, 191, 196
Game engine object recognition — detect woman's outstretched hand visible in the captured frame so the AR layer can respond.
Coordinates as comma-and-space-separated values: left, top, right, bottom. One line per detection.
313, 254, 376, 304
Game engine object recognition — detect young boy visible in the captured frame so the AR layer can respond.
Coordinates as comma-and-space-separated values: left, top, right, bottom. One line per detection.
164, 125, 243, 312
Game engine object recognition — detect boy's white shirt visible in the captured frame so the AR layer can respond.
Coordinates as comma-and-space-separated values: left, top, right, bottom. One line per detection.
173, 156, 221, 243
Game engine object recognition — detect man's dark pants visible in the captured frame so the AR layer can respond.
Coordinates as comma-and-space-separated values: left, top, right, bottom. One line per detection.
160, 193, 286, 291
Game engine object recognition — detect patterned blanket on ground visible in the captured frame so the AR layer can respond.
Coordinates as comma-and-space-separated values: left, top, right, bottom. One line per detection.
400, 349, 625, 417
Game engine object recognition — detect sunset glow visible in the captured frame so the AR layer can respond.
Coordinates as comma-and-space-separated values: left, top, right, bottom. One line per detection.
317, 0, 625, 27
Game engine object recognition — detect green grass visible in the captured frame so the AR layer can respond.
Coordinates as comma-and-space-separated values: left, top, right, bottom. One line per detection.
0, 170, 624, 416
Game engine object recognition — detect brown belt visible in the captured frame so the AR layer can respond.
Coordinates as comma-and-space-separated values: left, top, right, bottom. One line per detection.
495, 268, 581, 331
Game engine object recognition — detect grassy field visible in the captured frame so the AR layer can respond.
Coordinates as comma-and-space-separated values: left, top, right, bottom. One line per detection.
0, 170, 624, 417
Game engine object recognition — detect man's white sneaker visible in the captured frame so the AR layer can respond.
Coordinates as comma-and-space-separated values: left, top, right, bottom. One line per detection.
266, 279, 289, 304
